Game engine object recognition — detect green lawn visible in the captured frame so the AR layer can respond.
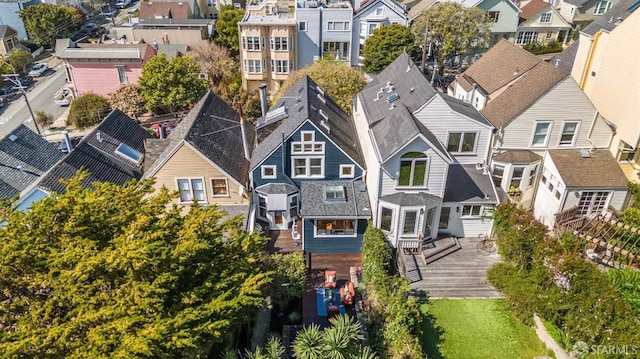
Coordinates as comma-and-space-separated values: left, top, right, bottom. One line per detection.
420, 299, 553, 359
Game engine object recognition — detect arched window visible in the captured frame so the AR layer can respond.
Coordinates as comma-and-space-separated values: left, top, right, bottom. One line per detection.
398, 152, 428, 187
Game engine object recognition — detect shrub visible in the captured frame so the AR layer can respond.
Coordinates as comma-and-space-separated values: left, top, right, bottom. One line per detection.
607, 269, 640, 316
67, 93, 111, 129
494, 202, 548, 270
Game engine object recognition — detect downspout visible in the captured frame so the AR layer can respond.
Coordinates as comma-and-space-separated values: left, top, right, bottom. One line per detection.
579, 30, 601, 90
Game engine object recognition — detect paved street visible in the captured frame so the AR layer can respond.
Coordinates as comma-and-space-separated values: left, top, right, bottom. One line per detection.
0, 65, 67, 138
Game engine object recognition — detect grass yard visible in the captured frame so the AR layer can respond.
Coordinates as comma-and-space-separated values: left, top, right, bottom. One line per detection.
420, 299, 552, 359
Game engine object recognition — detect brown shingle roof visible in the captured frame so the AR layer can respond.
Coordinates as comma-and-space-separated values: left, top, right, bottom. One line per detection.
139, 1, 191, 20
519, 0, 549, 20
493, 150, 542, 164
549, 150, 628, 188
480, 61, 567, 128
459, 39, 541, 95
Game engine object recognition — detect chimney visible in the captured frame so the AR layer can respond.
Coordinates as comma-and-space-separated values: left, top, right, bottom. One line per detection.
237, 102, 251, 161
470, 83, 477, 106
258, 84, 268, 117
62, 130, 73, 152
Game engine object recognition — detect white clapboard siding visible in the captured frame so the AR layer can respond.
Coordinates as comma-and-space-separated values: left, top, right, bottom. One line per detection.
380, 138, 449, 198
353, 97, 383, 217
414, 95, 492, 165
500, 78, 606, 153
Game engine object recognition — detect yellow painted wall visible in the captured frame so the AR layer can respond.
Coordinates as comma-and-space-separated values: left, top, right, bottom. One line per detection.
151, 143, 247, 206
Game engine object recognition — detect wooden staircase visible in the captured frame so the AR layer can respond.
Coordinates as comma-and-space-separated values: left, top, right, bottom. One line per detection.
398, 237, 462, 284
423, 236, 462, 264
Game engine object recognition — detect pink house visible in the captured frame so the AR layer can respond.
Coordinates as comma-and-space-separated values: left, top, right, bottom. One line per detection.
55, 39, 162, 97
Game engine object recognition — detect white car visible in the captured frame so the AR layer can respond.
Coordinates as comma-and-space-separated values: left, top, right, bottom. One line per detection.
28, 63, 48, 77
115, 0, 131, 8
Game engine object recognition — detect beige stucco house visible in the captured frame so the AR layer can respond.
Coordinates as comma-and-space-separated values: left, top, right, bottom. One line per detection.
144, 91, 254, 221
517, 0, 572, 45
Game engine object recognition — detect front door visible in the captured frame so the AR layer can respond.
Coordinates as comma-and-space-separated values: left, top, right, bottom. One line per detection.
271, 210, 288, 230
424, 207, 435, 240
439, 207, 451, 231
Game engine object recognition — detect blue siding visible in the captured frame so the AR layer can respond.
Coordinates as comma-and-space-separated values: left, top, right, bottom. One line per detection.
304, 219, 367, 254
253, 121, 363, 188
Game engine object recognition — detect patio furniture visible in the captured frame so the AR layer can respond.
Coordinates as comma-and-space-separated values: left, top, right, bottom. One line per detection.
340, 281, 355, 306
325, 270, 337, 288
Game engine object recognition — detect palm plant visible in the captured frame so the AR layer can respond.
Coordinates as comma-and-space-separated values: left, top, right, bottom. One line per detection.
292, 316, 375, 359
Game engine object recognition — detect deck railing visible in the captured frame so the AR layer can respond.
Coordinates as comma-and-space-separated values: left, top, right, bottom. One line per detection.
398, 239, 421, 254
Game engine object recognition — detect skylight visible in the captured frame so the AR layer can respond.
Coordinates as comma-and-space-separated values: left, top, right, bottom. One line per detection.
324, 185, 346, 202
387, 93, 400, 103
115, 143, 143, 164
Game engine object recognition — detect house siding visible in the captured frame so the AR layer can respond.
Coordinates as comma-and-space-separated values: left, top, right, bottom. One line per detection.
379, 137, 448, 198
350, 0, 408, 65
414, 95, 492, 165
303, 218, 366, 253
353, 96, 383, 219
444, 203, 495, 238
495, 78, 606, 156
477, 0, 520, 42
151, 143, 247, 206
70, 63, 143, 97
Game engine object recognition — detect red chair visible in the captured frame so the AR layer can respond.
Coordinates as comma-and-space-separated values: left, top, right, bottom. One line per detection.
340, 281, 356, 306
325, 270, 337, 288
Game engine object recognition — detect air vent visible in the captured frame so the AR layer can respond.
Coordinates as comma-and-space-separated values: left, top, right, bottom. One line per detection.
265, 105, 288, 123
579, 149, 591, 158
8, 134, 18, 142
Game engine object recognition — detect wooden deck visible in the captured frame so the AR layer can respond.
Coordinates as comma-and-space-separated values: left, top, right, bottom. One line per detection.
301, 253, 363, 327
265, 219, 303, 254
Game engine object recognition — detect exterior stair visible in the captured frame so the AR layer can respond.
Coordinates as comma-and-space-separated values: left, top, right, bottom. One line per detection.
402, 253, 428, 283
422, 236, 462, 264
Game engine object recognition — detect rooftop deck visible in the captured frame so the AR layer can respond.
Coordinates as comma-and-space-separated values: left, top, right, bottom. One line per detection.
264, 219, 303, 254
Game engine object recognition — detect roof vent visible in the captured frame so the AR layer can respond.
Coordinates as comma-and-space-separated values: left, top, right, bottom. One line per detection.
409, 87, 415, 93
358, 183, 366, 192
96, 131, 103, 142
17, 165, 23, 172
319, 108, 328, 120
317, 93, 326, 104
8, 134, 18, 142
389, 104, 396, 110
387, 93, 399, 103
579, 148, 591, 158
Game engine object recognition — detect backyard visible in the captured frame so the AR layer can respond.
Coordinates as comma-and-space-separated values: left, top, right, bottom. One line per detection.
420, 299, 552, 359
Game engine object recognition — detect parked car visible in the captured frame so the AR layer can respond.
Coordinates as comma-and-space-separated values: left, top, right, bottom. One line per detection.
100, 7, 119, 17
28, 63, 48, 77
115, 0, 131, 8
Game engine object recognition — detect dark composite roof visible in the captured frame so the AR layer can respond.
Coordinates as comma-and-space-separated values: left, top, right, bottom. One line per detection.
0, 25, 17, 39
39, 110, 152, 193
359, 52, 479, 162
255, 183, 298, 195
443, 164, 498, 203
301, 180, 371, 218
565, 0, 589, 5
251, 76, 364, 170
0, 125, 63, 199
551, 40, 579, 74
493, 150, 542, 164
548, 150, 629, 188
379, 191, 440, 206
145, 91, 254, 185
582, 0, 638, 36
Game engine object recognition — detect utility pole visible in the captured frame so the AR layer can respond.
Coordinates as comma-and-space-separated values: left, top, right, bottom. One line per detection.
420, 17, 429, 73
2, 74, 42, 137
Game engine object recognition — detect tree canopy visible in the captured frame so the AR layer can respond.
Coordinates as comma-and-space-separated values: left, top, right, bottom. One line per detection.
67, 92, 112, 129
138, 54, 208, 114
19, 3, 81, 48
8, 49, 33, 74
109, 84, 146, 119
215, 6, 245, 53
190, 42, 237, 86
274, 60, 366, 115
0, 173, 272, 358
411, 2, 492, 73
361, 24, 417, 74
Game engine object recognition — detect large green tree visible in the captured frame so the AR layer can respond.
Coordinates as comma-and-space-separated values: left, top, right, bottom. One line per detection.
138, 54, 208, 114
19, 3, 81, 48
8, 49, 33, 74
361, 24, 417, 74
215, 6, 245, 53
411, 2, 492, 75
0, 173, 271, 358
274, 59, 366, 115
67, 92, 111, 129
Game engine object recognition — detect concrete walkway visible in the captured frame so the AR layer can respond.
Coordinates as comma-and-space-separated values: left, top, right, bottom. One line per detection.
410, 237, 504, 298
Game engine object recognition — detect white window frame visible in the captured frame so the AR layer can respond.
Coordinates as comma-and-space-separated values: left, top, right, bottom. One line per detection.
243, 59, 264, 74
291, 131, 325, 154
261, 165, 277, 179
289, 194, 299, 219
531, 121, 552, 147
367, 22, 380, 35
510, 166, 526, 190
401, 209, 420, 236
258, 193, 267, 218
291, 157, 324, 178
594, 0, 611, 14
315, 219, 357, 237
578, 191, 610, 215
375, 7, 383, 15
558, 121, 580, 146
527, 163, 539, 188
339, 164, 355, 178
270, 36, 289, 51
242, 36, 261, 51
271, 59, 290, 74
397, 153, 428, 188
617, 140, 636, 162
327, 21, 350, 31
516, 31, 538, 45
493, 163, 505, 188
461, 205, 483, 217
379, 206, 394, 232
211, 178, 229, 197
539, 12, 552, 23
446, 131, 478, 154
299, 21, 307, 31
176, 177, 207, 203
488, 11, 500, 22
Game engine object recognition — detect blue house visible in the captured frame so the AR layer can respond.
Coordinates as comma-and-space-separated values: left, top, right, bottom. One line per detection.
250, 75, 370, 255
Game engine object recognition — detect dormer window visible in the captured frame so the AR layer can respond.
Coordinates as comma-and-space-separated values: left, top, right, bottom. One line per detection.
540, 12, 552, 23
292, 131, 325, 154
398, 152, 428, 187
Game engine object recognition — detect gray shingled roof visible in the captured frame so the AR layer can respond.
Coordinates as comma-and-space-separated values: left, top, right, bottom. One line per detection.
548, 150, 628, 188
379, 192, 441, 206
444, 164, 499, 203
493, 150, 542, 164
301, 180, 371, 218
564, 0, 589, 5
357, 53, 455, 162
145, 91, 254, 186
0, 125, 63, 199
582, 0, 638, 36
440, 95, 492, 127
255, 183, 298, 195
0, 25, 17, 39
38, 110, 153, 193
551, 40, 579, 75
251, 76, 364, 170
